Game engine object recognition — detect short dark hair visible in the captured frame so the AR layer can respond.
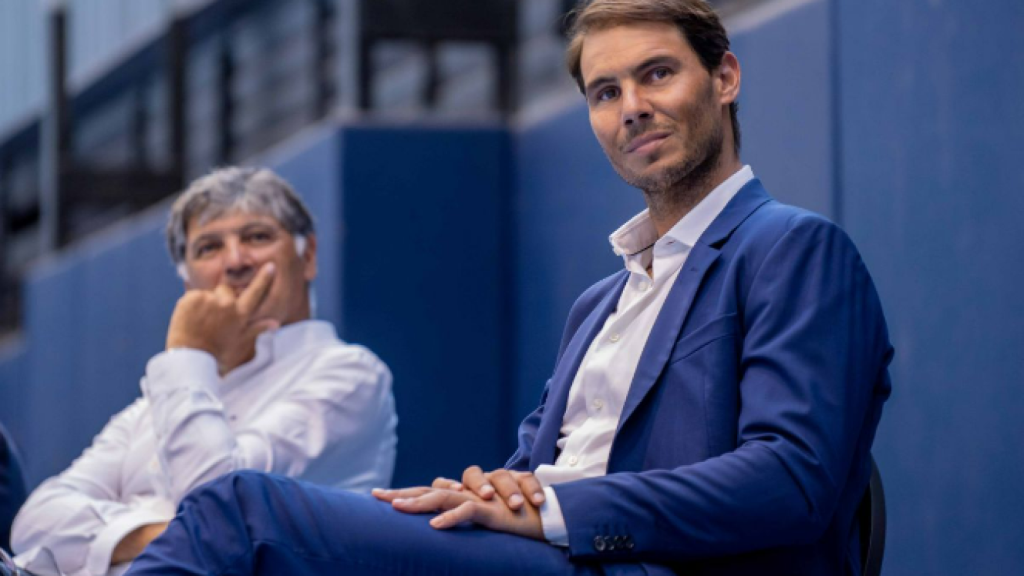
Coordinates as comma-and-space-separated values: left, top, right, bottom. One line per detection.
565, 0, 741, 153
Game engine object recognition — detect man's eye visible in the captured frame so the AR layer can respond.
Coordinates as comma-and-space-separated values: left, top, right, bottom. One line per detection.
595, 87, 619, 102
649, 67, 671, 81
244, 231, 274, 244
193, 244, 218, 258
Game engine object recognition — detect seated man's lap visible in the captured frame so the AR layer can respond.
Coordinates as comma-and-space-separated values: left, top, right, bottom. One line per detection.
135, 471, 600, 576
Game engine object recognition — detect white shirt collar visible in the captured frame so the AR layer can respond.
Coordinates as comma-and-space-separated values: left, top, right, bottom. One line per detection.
255, 319, 338, 363
609, 165, 755, 261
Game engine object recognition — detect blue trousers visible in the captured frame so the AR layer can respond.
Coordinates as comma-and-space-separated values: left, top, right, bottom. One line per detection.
125, 471, 619, 576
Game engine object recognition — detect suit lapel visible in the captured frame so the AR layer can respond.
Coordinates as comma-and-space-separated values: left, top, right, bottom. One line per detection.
530, 272, 629, 468
615, 244, 721, 435
615, 179, 773, 436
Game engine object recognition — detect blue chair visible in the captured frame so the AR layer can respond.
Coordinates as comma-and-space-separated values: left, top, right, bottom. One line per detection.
859, 455, 887, 576
0, 422, 27, 554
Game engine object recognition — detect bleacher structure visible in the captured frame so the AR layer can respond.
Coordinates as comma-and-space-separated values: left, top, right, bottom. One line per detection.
0, 0, 750, 335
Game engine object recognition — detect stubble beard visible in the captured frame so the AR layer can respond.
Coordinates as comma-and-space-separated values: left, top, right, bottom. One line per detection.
612, 91, 725, 219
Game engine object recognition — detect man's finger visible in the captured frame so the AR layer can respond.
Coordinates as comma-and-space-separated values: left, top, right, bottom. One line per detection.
429, 501, 485, 530
371, 487, 432, 502
513, 472, 546, 505
487, 469, 525, 510
461, 465, 494, 500
431, 477, 463, 490
213, 282, 235, 302
236, 263, 276, 316
390, 489, 468, 514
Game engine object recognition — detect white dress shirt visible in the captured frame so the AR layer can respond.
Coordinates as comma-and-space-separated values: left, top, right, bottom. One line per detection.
12, 319, 397, 576
535, 166, 754, 544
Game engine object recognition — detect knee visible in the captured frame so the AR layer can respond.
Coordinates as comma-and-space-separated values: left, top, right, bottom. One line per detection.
179, 470, 276, 522
176, 469, 280, 537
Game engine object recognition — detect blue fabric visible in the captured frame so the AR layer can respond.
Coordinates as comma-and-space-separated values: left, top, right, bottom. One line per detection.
128, 471, 616, 576
0, 423, 27, 553
128, 181, 891, 575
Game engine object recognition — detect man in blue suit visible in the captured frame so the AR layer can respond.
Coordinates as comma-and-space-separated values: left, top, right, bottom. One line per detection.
125, 1, 892, 574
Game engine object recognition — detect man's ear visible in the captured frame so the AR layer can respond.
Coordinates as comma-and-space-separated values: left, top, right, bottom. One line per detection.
177, 262, 193, 288
716, 51, 741, 106
302, 234, 318, 282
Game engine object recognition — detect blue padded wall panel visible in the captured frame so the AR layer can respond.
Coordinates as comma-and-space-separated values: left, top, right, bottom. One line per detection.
339, 125, 511, 486
729, 0, 834, 218
21, 214, 179, 485
838, 1, 1024, 574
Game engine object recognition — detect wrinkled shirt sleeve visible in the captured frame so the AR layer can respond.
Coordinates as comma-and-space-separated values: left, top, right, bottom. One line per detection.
142, 346, 393, 504
11, 401, 170, 576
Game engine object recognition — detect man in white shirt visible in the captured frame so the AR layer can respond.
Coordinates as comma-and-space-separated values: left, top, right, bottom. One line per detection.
10, 167, 397, 576
124, 1, 891, 575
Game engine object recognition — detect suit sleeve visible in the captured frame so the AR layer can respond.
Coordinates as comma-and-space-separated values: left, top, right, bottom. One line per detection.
552, 216, 892, 562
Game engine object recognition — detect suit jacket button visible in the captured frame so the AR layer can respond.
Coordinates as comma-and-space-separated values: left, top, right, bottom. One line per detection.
594, 536, 606, 552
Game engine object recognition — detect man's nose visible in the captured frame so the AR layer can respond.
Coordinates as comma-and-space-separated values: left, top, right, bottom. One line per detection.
222, 238, 253, 271
621, 84, 653, 126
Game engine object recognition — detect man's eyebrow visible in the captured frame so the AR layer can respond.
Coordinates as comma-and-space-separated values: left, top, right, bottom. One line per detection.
189, 231, 222, 247
584, 74, 617, 96
584, 55, 682, 95
237, 221, 277, 234
634, 54, 682, 74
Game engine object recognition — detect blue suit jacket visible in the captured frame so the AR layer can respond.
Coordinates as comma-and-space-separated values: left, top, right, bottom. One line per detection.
507, 180, 892, 576
1, 422, 27, 552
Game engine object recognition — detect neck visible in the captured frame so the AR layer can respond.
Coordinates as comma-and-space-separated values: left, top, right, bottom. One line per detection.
645, 151, 742, 238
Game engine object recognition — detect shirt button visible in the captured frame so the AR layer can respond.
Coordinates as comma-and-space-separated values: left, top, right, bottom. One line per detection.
592, 399, 605, 410
568, 455, 579, 466
609, 333, 621, 343
638, 281, 649, 291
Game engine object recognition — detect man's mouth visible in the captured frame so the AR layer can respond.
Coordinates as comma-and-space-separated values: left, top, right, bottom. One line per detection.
624, 131, 671, 154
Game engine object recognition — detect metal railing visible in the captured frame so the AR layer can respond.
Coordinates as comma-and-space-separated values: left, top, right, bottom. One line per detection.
0, 0, 747, 334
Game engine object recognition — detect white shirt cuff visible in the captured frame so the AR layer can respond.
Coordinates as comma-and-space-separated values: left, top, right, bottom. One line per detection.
142, 348, 219, 397
87, 508, 172, 576
539, 486, 569, 546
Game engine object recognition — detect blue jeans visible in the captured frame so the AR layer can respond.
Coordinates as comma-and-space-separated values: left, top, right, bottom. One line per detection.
125, 471, 613, 576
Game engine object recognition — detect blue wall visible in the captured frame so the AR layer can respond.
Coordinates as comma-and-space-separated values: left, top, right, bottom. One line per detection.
337, 125, 513, 486
837, 0, 1024, 572
14, 213, 180, 484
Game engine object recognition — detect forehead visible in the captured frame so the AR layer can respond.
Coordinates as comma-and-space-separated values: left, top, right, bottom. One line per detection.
186, 210, 282, 240
579, 21, 695, 82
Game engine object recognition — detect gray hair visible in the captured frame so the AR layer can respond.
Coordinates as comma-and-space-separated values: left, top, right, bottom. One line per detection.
166, 167, 315, 269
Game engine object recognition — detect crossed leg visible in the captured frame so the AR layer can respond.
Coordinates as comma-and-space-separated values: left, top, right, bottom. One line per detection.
124, 471, 602, 576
